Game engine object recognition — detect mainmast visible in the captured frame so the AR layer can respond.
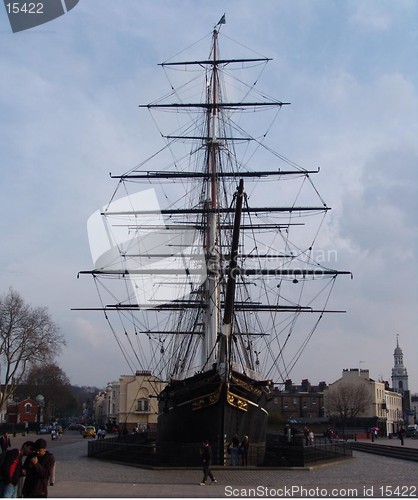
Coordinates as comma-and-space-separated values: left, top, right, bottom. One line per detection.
204, 27, 221, 368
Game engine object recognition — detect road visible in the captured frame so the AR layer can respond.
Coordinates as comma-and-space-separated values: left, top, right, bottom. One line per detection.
11, 432, 418, 497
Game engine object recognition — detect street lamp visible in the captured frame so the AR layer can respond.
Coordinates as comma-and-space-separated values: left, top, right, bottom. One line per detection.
35, 395, 45, 425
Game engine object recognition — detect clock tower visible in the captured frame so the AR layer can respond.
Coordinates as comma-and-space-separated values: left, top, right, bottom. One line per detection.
391, 335, 409, 394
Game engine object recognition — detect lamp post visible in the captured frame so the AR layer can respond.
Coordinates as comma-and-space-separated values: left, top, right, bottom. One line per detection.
35, 395, 44, 426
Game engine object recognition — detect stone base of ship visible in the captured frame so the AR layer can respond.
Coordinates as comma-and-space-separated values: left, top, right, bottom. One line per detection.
157, 367, 270, 465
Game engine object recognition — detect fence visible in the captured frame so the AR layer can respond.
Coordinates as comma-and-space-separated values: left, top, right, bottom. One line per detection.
88, 432, 352, 468
263, 434, 352, 467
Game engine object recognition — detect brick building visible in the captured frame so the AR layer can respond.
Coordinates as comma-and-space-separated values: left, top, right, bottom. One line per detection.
7, 397, 41, 425
269, 379, 327, 425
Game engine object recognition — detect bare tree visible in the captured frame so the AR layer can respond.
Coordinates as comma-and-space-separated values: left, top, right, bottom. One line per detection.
0, 289, 65, 414
325, 382, 372, 422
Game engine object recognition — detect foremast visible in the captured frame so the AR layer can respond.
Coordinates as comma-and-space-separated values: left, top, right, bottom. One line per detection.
220, 179, 245, 380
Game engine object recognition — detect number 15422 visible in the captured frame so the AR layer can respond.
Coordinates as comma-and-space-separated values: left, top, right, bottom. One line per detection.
6, 3, 44, 14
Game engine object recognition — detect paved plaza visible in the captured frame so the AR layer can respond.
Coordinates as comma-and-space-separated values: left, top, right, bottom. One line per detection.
10, 433, 418, 497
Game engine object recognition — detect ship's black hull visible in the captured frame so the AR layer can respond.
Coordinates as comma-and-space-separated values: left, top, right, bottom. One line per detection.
157, 367, 270, 464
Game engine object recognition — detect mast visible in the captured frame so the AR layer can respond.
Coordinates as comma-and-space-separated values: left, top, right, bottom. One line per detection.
223, 179, 244, 327
219, 178, 245, 375
204, 27, 221, 367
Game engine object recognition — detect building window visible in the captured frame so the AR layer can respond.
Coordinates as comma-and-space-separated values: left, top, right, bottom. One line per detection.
25, 404, 31, 413
136, 399, 149, 412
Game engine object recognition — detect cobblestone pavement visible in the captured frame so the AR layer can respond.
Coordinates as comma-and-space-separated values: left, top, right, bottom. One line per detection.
11, 433, 418, 497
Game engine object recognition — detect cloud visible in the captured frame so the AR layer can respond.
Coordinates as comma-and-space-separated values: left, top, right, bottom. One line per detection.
349, 3, 392, 31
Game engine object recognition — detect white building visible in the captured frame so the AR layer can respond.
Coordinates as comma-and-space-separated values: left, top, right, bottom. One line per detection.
327, 368, 403, 435
96, 371, 165, 432
105, 380, 120, 427
118, 371, 164, 432
92, 390, 107, 425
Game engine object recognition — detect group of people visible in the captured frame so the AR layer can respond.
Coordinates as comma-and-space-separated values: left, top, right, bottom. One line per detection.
228, 434, 249, 466
0, 433, 55, 498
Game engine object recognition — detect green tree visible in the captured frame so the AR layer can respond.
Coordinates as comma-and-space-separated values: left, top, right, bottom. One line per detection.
0, 289, 65, 413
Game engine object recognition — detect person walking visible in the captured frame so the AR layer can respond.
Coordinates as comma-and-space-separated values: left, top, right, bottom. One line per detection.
200, 440, 217, 486
398, 427, 405, 446
0, 441, 34, 498
21, 439, 55, 498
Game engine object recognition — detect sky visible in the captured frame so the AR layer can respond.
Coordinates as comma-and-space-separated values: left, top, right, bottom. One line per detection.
0, 0, 417, 392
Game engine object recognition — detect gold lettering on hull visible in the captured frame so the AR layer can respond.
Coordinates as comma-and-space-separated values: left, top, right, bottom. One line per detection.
191, 389, 221, 411
226, 391, 249, 412
230, 374, 263, 397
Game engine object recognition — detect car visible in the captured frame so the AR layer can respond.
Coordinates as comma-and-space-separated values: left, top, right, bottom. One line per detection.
406, 425, 417, 437
82, 426, 96, 439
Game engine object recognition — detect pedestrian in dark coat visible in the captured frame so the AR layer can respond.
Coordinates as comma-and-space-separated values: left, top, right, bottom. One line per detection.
200, 441, 217, 485
0, 434, 11, 463
21, 439, 55, 498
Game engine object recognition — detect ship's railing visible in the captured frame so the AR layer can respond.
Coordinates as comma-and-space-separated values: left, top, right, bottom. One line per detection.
171, 364, 206, 381
172, 362, 264, 382
230, 362, 264, 381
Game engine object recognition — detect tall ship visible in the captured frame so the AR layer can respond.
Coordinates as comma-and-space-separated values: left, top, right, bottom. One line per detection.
79, 17, 350, 464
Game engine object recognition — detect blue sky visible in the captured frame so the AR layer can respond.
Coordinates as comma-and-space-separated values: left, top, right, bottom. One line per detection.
0, 0, 417, 391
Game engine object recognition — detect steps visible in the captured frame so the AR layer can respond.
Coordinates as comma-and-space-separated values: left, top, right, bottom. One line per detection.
350, 442, 418, 462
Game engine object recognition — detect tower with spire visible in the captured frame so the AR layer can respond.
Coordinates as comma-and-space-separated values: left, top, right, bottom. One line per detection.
391, 335, 409, 394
